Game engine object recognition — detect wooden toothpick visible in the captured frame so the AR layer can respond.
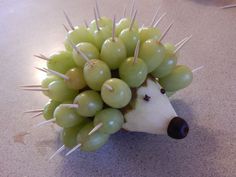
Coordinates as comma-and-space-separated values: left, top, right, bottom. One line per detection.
20, 85, 42, 88
174, 35, 192, 54
33, 118, 56, 128
49, 145, 66, 160
133, 40, 140, 64
63, 24, 70, 32
221, 4, 236, 9
159, 22, 174, 42
93, 8, 100, 31
63, 11, 75, 30
192, 66, 204, 73
42, 68, 69, 80
22, 88, 49, 91
129, 10, 137, 31
150, 7, 161, 27
154, 12, 167, 28
112, 15, 116, 42
24, 109, 44, 114
34, 54, 50, 61
66, 143, 82, 156
88, 123, 103, 135
31, 112, 43, 119
95, 0, 101, 19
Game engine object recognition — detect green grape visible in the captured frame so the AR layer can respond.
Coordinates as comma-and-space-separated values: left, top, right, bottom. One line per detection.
65, 68, 87, 90
151, 44, 177, 78
64, 26, 94, 51
159, 65, 193, 92
164, 43, 176, 55
119, 28, 140, 57
94, 108, 124, 134
101, 78, 132, 108
73, 90, 103, 117
119, 57, 148, 87
100, 37, 127, 69
54, 104, 85, 128
77, 123, 110, 152
83, 59, 111, 91
166, 91, 176, 97
43, 100, 61, 120
41, 75, 61, 96
116, 18, 138, 36
139, 27, 161, 43
139, 39, 165, 73
92, 27, 112, 51
48, 80, 78, 102
89, 17, 112, 32
47, 51, 76, 74
72, 42, 99, 68
62, 119, 89, 148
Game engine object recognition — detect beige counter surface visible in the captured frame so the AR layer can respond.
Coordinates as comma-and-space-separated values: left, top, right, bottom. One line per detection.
0, 0, 236, 177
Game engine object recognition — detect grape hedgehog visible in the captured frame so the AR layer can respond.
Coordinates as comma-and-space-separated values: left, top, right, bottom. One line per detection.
21, 1, 203, 160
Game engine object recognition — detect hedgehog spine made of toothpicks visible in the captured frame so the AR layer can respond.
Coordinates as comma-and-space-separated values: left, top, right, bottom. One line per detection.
22, 2, 203, 159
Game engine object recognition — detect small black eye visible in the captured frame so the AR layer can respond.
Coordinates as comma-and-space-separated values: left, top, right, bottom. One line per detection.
143, 94, 151, 102
160, 88, 166, 94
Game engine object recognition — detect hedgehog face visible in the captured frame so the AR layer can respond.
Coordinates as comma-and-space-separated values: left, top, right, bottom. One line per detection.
122, 78, 189, 139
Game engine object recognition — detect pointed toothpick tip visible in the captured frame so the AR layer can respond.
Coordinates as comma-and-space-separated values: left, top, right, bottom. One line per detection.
88, 123, 103, 135
154, 12, 167, 28
34, 54, 49, 61
174, 35, 192, 54
130, 0, 135, 18
63, 11, 74, 30
133, 40, 140, 64
43, 68, 69, 80
66, 144, 81, 156
221, 4, 236, 9
93, 7, 100, 31
22, 88, 49, 92
31, 112, 43, 119
24, 109, 44, 114
33, 118, 56, 128
35, 67, 47, 73
129, 10, 137, 31
159, 22, 174, 42
95, 0, 101, 19
192, 65, 204, 73
20, 85, 42, 88
112, 15, 116, 42
150, 6, 161, 27
63, 24, 70, 32
49, 145, 66, 160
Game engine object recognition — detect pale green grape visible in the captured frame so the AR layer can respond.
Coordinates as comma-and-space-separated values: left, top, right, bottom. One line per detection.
166, 91, 176, 97
64, 26, 94, 51
151, 44, 177, 78
77, 122, 110, 152
164, 43, 176, 55
65, 68, 87, 90
139, 27, 161, 43
83, 59, 111, 91
92, 27, 112, 51
94, 108, 124, 134
47, 51, 76, 74
101, 78, 132, 108
116, 18, 138, 36
48, 80, 78, 102
159, 65, 193, 92
73, 90, 103, 117
100, 38, 127, 69
119, 28, 140, 57
41, 75, 61, 96
139, 39, 165, 73
62, 119, 89, 148
54, 104, 85, 128
43, 100, 61, 120
119, 57, 148, 87
72, 42, 99, 68
89, 17, 112, 32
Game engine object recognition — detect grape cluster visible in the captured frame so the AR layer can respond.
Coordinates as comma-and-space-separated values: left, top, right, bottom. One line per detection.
38, 14, 193, 153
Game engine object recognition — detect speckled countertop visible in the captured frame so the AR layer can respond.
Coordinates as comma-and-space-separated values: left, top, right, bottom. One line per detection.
0, 0, 236, 177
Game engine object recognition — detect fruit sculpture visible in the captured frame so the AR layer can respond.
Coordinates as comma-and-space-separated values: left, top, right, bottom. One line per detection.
22, 3, 197, 159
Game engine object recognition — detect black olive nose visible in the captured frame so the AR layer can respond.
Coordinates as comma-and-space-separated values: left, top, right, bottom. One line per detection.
167, 117, 189, 139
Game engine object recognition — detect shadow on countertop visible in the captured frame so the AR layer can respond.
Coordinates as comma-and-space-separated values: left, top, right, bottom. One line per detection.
53, 99, 224, 177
